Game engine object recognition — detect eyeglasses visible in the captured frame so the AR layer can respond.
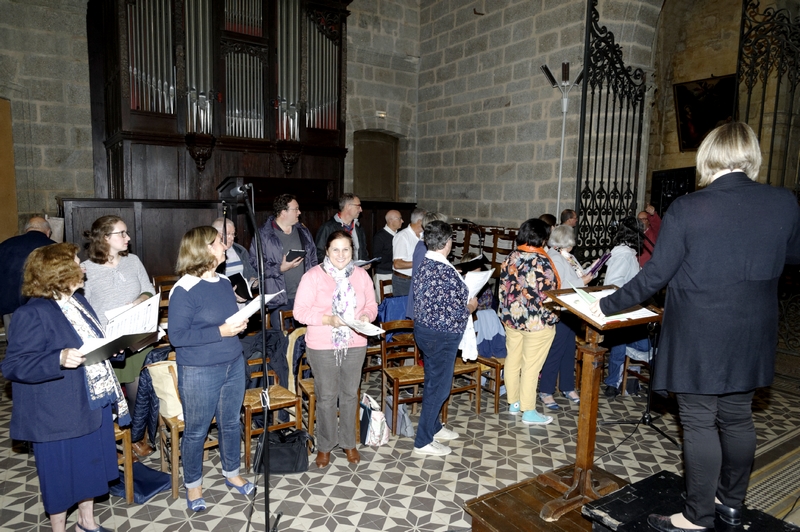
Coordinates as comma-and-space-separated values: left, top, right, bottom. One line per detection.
107, 230, 129, 237
350, 204, 362, 208
287, 207, 300, 212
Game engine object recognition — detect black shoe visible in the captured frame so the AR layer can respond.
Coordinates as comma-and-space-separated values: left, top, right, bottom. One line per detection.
604, 385, 620, 398
678, 491, 743, 527
714, 502, 742, 526
646, 514, 712, 532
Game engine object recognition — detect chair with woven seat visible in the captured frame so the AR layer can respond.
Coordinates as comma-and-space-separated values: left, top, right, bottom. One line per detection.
114, 423, 134, 503
154, 360, 220, 499
242, 358, 301, 472
381, 319, 448, 434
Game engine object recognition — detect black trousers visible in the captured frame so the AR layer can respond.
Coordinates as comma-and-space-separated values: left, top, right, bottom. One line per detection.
676, 390, 756, 528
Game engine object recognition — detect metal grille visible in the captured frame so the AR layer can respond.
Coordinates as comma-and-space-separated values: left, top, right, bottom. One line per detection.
574, 0, 648, 263
735, 0, 800, 190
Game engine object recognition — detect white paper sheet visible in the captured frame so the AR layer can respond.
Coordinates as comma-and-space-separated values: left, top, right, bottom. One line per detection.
341, 318, 384, 337
464, 269, 494, 299
225, 290, 285, 324
557, 288, 657, 325
104, 293, 160, 339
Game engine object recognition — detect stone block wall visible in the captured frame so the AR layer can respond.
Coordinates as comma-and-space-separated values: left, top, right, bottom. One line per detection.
413, 0, 663, 228
345, 0, 420, 197
647, 0, 741, 183
0, 0, 93, 230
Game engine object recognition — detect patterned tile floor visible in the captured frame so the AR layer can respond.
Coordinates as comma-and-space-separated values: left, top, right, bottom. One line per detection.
1, 356, 799, 532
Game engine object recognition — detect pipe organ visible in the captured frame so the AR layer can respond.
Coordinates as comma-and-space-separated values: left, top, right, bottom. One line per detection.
90, 0, 351, 202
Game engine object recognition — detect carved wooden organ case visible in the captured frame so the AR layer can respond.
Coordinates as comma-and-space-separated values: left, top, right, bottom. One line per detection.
88, 0, 352, 202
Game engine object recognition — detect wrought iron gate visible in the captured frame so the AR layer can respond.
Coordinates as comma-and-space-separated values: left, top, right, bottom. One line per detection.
574, 0, 648, 263
735, 0, 800, 191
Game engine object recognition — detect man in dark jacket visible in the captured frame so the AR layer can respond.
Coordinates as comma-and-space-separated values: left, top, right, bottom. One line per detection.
0, 216, 54, 336
314, 193, 369, 264
250, 194, 317, 330
593, 123, 800, 532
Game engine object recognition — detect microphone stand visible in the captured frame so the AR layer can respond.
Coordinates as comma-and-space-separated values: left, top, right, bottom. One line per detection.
239, 185, 281, 530
598, 322, 681, 448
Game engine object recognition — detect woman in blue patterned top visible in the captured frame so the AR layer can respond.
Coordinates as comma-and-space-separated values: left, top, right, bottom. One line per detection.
498, 218, 560, 425
412, 220, 478, 456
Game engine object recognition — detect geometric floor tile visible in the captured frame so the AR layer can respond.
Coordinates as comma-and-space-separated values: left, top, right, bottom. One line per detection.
2, 347, 800, 531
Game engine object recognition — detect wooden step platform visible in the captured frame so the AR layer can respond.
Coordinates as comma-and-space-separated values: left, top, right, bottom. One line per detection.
464, 466, 627, 532
583, 470, 800, 531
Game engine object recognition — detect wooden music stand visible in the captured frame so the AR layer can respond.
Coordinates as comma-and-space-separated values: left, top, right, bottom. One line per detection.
535, 286, 663, 522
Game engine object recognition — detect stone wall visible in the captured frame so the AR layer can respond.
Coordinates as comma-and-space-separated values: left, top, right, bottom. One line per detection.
646, 0, 741, 182
413, 0, 663, 228
345, 0, 420, 197
0, 0, 93, 230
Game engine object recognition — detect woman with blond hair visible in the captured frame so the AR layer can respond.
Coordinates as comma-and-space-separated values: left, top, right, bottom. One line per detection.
168, 226, 251, 511
593, 122, 800, 532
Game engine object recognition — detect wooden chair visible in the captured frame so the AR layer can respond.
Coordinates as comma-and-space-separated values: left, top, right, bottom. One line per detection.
362, 342, 382, 383
242, 358, 301, 472
450, 358, 482, 416
152, 275, 179, 291
477, 355, 506, 414
378, 279, 393, 303
114, 423, 134, 504
157, 363, 220, 499
278, 309, 298, 335
381, 320, 441, 435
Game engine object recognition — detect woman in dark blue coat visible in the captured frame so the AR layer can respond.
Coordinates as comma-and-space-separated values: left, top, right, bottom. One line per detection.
593, 122, 800, 532
2, 243, 126, 532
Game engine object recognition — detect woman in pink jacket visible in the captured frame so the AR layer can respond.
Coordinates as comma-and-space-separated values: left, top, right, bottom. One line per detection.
293, 230, 378, 468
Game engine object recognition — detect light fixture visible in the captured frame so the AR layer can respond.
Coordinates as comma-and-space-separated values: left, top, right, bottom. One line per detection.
540, 61, 583, 216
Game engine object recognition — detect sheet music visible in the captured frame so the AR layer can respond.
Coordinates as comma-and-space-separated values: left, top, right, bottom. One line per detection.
464, 269, 494, 299
105, 292, 160, 338
557, 289, 657, 325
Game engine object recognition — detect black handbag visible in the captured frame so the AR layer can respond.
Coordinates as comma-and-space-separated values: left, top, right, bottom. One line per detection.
254, 428, 314, 475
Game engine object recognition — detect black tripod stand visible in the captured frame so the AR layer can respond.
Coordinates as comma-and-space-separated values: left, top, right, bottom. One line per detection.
599, 322, 681, 449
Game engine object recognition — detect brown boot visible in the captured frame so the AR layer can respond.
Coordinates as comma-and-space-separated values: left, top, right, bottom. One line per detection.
344, 448, 360, 464
315, 451, 331, 468
131, 439, 155, 458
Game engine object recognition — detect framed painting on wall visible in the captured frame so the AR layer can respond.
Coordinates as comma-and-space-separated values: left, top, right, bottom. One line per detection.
673, 74, 737, 151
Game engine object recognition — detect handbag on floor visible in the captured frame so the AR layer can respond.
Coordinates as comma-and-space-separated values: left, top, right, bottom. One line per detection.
254, 428, 314, 475
108, 462, 172, 504
383, 393, 415, 438
360, 393, 390, 446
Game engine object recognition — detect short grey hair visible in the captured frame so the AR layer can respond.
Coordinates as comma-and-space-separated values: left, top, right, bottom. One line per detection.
422, 211, 447, 225
25, 217, 51, 234
548, 225, 575, 249
211, 217, 233, 232
697, 122, 762, 186
423, 220, 452, 251
339, 193, 358, 211
409, 208, 426, 224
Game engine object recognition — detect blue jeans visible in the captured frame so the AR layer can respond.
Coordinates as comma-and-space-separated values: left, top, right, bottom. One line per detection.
604, 336, 650, 389
413, 325, 460, 448
178, 357, 245, 488
539, 320, 578, 395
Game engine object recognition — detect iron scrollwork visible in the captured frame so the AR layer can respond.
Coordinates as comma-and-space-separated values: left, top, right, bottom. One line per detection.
220, 40, 269, 64
736, 1, 800, 189
308, 9, 342, 46
575, 0, 648, 262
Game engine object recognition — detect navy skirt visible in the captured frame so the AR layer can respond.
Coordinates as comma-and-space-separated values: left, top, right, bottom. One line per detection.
33, 404, 119, 514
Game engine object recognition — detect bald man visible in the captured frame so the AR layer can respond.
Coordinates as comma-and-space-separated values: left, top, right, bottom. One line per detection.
0, 216, 54, 336
372, 210, 403, 299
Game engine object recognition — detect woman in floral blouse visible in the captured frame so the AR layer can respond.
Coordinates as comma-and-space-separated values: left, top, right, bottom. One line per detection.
498, 218, 560, 425
412, 220, 478, 456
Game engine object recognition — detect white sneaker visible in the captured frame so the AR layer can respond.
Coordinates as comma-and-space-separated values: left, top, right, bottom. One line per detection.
433, 426, 459, 441
413, 441, 452, 456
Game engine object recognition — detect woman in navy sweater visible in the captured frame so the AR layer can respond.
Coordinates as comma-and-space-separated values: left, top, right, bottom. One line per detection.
2, 243, 123, 532
168, 226, 250, 511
